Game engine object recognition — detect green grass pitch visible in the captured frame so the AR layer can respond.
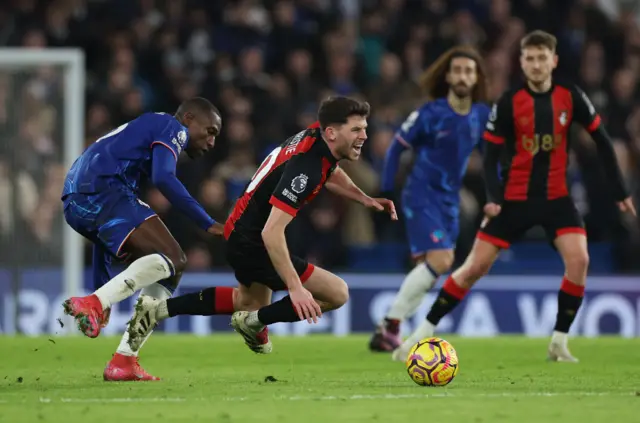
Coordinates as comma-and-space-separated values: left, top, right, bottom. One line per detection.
1, 335, 638, 422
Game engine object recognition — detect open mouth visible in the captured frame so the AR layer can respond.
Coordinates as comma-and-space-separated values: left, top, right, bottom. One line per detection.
352, 144, 363, 154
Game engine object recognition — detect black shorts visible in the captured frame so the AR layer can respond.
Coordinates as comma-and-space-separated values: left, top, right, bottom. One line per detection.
226, 230, 315, 291
477, 196, 585, 248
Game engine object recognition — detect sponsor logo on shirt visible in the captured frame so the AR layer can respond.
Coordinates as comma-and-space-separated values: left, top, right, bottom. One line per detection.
281, 188, 298, 203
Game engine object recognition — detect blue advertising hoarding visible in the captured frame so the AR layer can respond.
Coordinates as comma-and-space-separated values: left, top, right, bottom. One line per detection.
0, 270, 638, 337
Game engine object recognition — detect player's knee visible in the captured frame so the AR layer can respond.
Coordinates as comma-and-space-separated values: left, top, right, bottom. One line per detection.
426, 250, 454, 274
165, 249, 187, 274
565, 251, 589, 277
327, 278, 349, 309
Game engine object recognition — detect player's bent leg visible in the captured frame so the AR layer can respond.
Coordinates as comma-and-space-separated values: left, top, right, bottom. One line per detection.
126, 284, 273, 351
231, 265, 349, 354
297, 266, 349, 311
104, 284, 179, 382
548, 232, 588, 363
372, 250, 454, 353
63, 217, 184, 339
124, 284, 237, 354
231, 265, 348, 354
103, 217, 186, 381
392, 239, 501, 361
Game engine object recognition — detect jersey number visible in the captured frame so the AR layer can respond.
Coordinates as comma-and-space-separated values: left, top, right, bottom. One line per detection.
95, 123, 128, 143
245, 147, 283, 194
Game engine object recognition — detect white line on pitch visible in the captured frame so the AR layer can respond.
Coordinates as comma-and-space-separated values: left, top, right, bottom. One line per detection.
223, 392, 635, 401
16, 392, 635, 404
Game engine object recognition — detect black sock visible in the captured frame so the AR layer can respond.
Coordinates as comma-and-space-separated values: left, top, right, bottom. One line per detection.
257, 296, 300, 325
166, 288, 216, 317
554, 278, 584, 332
425, 276, 468, 325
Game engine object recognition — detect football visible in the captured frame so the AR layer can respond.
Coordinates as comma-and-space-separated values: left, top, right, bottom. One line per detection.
405, 337, 459, 386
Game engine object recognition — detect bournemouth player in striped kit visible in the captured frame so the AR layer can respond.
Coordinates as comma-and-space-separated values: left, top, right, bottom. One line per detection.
393, 30, 636, 362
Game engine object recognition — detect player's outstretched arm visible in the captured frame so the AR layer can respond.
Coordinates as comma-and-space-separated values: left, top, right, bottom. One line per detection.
326, 167, 398, 220
151, 144, 223, 232
262, 207, 322, 322
380, 136, 407, 195
325, 167, 368, 203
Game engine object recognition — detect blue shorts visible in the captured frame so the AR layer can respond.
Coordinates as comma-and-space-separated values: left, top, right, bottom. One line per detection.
402, 204, 459, 257
63, 188, 157, 259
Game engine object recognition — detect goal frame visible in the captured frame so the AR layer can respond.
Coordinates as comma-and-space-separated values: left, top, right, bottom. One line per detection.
0, 49, 85, 334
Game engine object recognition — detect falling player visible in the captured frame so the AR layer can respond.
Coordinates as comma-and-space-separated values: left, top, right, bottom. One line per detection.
61, 98, 224, 380
392, 30, 636, 362
368, 46, 490, 353
125, 96, 398, 354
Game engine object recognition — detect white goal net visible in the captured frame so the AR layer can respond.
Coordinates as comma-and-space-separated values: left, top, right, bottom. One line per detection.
0, 49, 84, 335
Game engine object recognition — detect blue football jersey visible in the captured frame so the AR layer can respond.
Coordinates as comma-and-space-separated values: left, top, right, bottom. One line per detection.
62, 113, 189, 195
386, 98, 489, 213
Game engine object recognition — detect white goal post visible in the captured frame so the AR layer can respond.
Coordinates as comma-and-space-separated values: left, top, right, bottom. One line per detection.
0, 49, 85, 333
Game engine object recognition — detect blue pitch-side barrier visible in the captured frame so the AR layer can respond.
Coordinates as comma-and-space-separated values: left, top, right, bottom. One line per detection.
348, 242, 616, 274
0, 269, 638, 337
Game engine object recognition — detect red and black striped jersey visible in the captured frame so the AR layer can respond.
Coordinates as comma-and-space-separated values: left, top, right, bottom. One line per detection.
483, 81, 601, 201
224, 122, 339, 241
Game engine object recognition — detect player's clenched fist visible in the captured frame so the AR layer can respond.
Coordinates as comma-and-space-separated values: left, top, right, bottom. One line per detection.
289, 285, 322, 324
483, 203, 502, 218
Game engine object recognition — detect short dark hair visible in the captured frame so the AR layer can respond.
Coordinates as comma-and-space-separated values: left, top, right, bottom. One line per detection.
317, 96, 370, 129
176, 97, 220, 117
521, 30, 557, 51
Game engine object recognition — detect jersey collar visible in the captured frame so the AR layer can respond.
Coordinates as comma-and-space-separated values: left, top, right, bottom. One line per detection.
315, 129, 340, 165
523, 80, 555, 97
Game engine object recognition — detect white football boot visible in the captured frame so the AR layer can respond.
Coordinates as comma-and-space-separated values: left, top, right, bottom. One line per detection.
547, 331, 579, 363
230, 311, 273, 354
126, 295, 161, 352
391, 344, 412, 362
391, 320, 437, 362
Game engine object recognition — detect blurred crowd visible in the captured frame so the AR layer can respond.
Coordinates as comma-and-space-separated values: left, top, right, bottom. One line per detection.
0, 0, 639, 272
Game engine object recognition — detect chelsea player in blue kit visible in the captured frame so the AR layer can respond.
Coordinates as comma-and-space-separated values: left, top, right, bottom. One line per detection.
61, 97, 223, 381
369, 47, 490, 357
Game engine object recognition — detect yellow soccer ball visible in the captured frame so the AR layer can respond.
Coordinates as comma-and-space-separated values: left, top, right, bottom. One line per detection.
405, 337, 459, 386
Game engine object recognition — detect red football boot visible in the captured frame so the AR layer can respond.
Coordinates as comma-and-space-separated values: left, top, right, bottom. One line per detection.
62, 294, 105, 338
103, 353, 161, 382
369, 319, 402, 352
